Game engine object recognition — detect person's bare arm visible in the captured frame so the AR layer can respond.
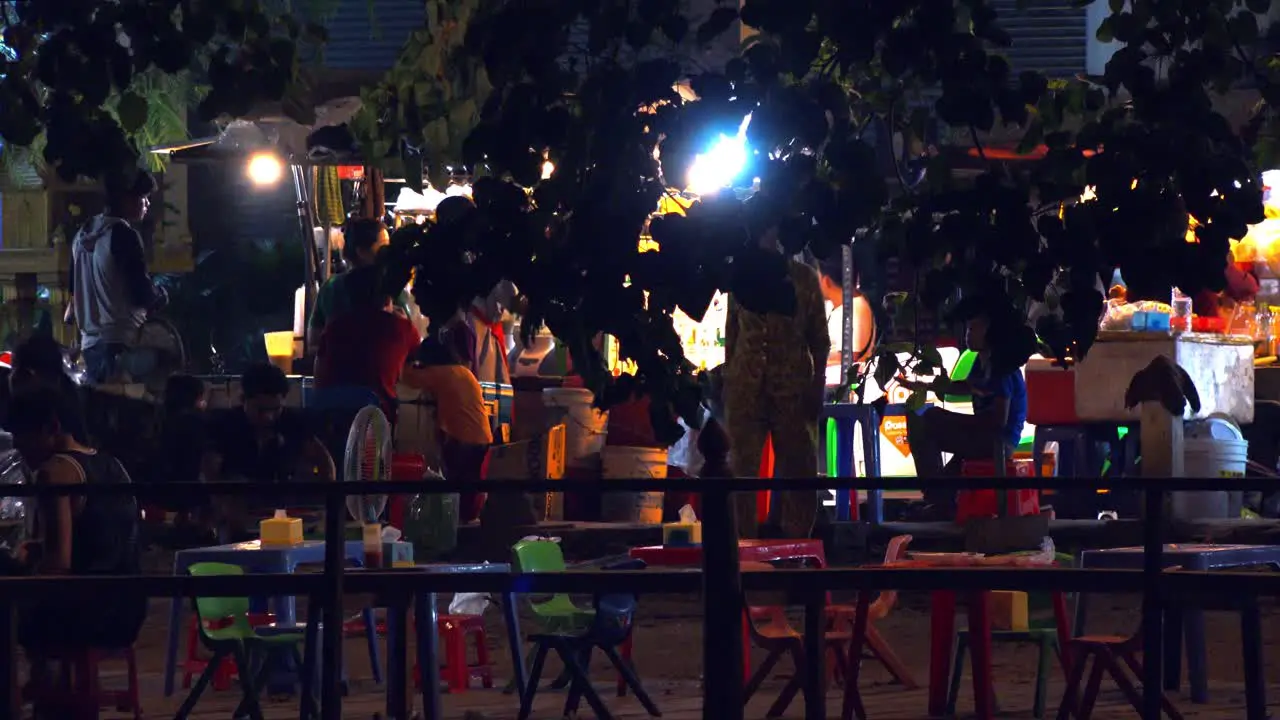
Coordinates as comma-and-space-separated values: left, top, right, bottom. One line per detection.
36, 456, 80, 574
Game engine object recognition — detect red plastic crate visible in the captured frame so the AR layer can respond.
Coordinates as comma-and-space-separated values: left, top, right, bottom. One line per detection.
957, 458, 1041, 522
1025, 360, 1078, 426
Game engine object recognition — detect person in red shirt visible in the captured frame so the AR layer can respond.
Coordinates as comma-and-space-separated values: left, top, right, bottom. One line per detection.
314, 266, 421, 417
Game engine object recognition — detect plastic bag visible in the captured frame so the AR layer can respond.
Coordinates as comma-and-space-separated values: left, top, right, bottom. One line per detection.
448, 592, 491, 616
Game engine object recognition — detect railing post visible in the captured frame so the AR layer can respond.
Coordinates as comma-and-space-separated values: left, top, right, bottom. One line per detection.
0, 594, 13, 720
1142, 487, 1165, 719
702, 475, 744, 720
321, 484, 345, 720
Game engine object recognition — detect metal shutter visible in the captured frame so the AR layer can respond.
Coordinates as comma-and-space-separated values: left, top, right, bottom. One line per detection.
320, 0, 427, 71
991, 0, 1088, 79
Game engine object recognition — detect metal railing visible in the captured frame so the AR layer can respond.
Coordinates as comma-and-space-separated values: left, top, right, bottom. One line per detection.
0, 474, 1276, 720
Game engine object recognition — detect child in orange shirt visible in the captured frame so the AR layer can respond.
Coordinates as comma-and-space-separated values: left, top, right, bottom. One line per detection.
402, 337, 494, 521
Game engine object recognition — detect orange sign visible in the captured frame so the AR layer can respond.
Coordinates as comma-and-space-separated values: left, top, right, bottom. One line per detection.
881, 415, 912, 458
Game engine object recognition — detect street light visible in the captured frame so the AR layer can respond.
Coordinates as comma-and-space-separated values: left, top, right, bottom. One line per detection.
247, 151, 284, 186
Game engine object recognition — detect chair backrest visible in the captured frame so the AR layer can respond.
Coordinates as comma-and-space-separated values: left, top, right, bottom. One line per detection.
943, 350, 978, 403
188, 561, 252, 635
588, 558, 646, 647
512, 539, 568, 573
870, 534, 912, 616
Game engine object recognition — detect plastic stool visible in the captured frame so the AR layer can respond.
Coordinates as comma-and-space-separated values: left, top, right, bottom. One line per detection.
413, 614, 494, 692
821, 403, 885, 523
27, 647, 142, 719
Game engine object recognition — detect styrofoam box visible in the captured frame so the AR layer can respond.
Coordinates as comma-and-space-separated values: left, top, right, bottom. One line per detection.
1073, 336, 1254, 424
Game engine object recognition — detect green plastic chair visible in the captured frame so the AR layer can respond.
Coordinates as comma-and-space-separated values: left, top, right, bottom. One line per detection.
943, 349, 978, 404
173, 562, 317, 720
945, 553, 1075, 719
507, 540, 598, 695
512, 540, 596, 630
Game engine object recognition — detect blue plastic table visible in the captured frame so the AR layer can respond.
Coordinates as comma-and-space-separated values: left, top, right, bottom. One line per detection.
1078, 544, 1280, 714
162, 539, 413, 697
299, 562, 520, 720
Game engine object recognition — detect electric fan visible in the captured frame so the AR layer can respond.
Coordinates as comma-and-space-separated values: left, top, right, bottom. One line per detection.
343, 404, 391, 524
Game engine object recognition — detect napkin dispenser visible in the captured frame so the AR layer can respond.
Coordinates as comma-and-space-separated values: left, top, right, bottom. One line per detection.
260, 509, 304, 546
662, 504, 702, 546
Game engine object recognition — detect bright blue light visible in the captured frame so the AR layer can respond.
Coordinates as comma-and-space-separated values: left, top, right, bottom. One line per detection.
686, 114, 752, 195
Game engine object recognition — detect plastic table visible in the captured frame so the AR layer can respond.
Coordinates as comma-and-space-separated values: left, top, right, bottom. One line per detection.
1078, 544, 1280, 712
631, 539, 826, 681
300, 563, 518, 720
841, 555, 1069, 720
162, 539, 413, 697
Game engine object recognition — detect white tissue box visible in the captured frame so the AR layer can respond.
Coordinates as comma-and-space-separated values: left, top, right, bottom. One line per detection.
662, 522, 702, 547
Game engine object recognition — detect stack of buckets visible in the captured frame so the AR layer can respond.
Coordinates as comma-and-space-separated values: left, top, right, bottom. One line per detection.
542, 388, 667, 524
1174, 416, 1248, 520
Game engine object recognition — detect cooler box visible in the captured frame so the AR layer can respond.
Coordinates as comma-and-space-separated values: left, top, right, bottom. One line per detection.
1025, 359, 1078, 426
957, 458, 1041, 522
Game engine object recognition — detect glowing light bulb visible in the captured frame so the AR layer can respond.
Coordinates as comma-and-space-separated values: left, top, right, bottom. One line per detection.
247, 152, 284, 186
686, 114, 752, 196
542, 160, 555, 180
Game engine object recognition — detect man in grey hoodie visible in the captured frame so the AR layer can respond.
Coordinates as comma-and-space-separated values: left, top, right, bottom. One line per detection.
69, 169, 168, 384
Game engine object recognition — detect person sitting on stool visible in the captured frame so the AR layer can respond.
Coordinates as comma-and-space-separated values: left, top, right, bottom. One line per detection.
899, 304, 1028, 510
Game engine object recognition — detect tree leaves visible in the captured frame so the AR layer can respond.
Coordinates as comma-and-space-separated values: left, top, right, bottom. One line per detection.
116, 92, 149, 133
0, 0, 316, 181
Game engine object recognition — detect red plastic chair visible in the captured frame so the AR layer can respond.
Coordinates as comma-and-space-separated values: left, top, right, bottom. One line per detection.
27, 647, 142, 719
413, 614, 495, 692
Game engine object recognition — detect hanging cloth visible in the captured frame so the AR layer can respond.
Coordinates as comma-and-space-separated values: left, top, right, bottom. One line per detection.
314, 167, 346, 226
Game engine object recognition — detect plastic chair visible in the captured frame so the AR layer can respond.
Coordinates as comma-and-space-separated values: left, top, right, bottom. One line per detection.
943, 349, 978, 403
173, 562, 318, 720
1056, 630, 1183, 720
517, 559, 660, 720
827, 534, 917, 689
413, 614, 494, 692
510, 539, 635, 696
947, 553, 1075, 718
741, 561, 850, 719
182, 611, 277, 691
25, 647, 142, 719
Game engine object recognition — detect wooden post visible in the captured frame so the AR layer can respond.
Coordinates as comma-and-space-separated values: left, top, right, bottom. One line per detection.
1139, 401, 1183, 478
1139, 400, 1176, 720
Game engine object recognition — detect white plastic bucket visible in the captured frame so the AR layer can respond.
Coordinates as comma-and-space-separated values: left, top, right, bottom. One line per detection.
542, 388, 608, 463
601, 446, 668, 524
1173, 437, 1249, 520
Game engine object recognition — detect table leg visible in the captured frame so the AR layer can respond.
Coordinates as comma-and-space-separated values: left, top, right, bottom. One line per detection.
1162, 604, 1183, 691
385, 597, 409, 720
803, 590, 826, 720
417, 591, 442, 720
1072, 590, 1089, 639
967, 592, 993, 720
164, 593, 183, 696
1183, 607, 1208, 703
928, 591, 956, 716
1240, 596, 1266, 720
1051, 591, 1072, 676
301, 595, 321, 720
502, 591, 527, 698
841, 592, 872, 720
